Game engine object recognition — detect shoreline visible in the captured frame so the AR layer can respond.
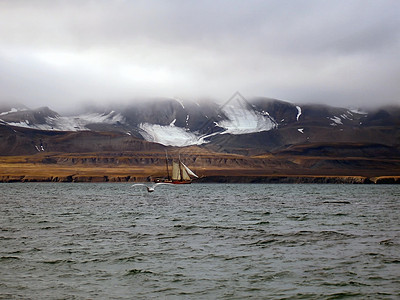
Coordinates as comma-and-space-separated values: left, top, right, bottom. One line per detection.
1, 174, 399, 184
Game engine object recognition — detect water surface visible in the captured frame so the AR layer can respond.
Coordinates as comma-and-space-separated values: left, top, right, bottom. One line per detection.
1, 183, 399, 299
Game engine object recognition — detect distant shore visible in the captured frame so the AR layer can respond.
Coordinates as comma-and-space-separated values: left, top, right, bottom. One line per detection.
1, 174, 399, 184
195, 175, 400, 184
1, 152, 399, 184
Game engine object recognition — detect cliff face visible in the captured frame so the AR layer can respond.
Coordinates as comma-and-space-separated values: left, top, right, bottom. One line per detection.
1, 174, 399, 184
1, 148, 399, 183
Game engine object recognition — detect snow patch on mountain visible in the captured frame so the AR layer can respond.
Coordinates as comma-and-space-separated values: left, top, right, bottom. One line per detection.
260, 110, 270, 116
139, 123, 202, 147
78, 111, 124, 124
0, 108, 20, 116
173, 98, 185, 109
170, 119, 176, 126
296, 106, 302, 121
185, 115, 190, 127
6, 120, 50, 130
329, 116, 343, 126
6, 111, 124, 131
218, 99, 276, 135
340, 112, 353, 120
349, 108, 368, 115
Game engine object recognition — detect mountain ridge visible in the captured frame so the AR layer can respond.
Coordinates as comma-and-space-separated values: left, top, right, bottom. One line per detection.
1, 96, 399, 155
1, 96, 399, 182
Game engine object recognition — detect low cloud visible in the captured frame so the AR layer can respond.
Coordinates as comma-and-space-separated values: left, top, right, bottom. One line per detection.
0, 0, 399, 111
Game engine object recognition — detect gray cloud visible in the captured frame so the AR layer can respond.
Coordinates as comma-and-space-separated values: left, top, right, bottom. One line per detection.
0, 0, 399, 111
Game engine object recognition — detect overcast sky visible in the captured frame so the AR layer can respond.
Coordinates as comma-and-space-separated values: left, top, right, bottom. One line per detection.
0, 0, 399, 111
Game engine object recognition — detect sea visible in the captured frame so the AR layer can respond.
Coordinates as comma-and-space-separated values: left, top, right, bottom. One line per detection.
0, 183, 399, 299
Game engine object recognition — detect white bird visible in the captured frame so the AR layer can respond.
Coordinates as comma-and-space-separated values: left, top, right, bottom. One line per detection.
131, 182, 173, 193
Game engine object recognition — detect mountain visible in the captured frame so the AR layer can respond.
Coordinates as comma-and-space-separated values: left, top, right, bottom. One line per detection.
1, 95, 399, 156
1, 95, 399, 182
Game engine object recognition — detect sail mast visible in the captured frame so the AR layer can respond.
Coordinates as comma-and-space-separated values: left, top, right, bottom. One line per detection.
179, 161, 184, 182
165, 150, 171, 180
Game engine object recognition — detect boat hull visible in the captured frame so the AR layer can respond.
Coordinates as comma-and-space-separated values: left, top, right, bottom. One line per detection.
159, 180, 192, 184
171, 180, 192, 184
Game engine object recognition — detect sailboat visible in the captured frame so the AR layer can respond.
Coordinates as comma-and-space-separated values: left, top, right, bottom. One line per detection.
162, 152, 198, 184
170, 160, 198, 184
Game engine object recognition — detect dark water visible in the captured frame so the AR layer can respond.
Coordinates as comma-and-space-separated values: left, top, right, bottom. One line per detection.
0, 183, 399, 299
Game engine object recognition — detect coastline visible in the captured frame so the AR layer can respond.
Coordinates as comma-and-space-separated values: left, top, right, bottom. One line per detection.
1, 152, 399, 184
1, 174, 399, 184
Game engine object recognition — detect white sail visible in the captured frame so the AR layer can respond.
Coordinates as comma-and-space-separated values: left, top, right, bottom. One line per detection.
180, 164, 191, 181
180, 161, 198, 178
172, 162, 181, 180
